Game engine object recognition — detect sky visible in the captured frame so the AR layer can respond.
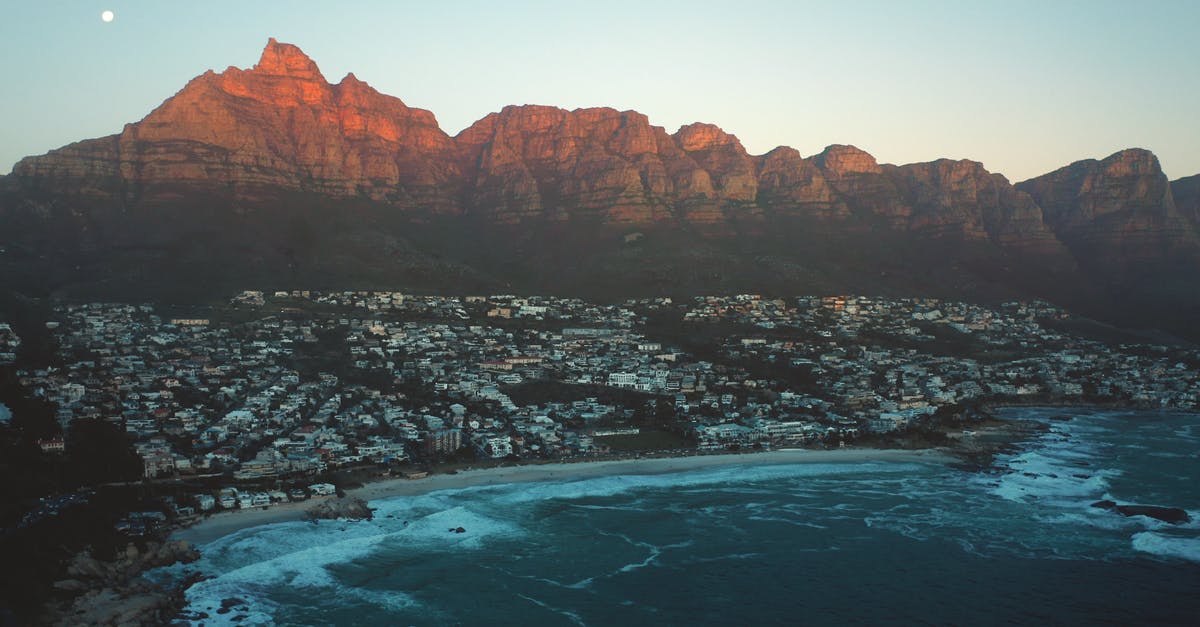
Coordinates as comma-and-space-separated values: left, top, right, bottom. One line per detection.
2, 0, 1198, 181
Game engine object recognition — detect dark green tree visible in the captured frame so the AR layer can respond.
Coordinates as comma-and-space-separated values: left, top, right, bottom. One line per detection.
66, 419, 143, 485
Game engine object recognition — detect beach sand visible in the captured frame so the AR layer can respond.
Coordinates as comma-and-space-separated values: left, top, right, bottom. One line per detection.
173, 447, 950, 546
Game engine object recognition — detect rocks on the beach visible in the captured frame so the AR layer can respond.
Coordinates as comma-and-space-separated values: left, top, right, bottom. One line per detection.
304, 496, 374, 521
218, 597, 250, 615
63, 540, 199, 587
49, 540, 202, 626
51, 579, 88, 593
66, 554, 108, 580
113, 594, 168, 626
945, 418, 1050, 472
1091, 500, 1192, 524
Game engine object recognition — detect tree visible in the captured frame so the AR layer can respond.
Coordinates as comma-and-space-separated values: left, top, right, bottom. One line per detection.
654, 399, 677, 426
66, 419, 143, 485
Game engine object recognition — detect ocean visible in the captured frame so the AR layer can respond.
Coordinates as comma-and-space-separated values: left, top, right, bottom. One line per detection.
164, 408, 1200, 625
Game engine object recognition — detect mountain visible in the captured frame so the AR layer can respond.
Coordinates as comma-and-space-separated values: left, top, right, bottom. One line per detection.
10, 39, 460, 211
1016, 149, 1199, 269
1172, 174, 1200, 226
2, 39, 1199, 339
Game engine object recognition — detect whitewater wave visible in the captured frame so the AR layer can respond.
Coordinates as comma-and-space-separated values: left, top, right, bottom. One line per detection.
455, 461, 930, 508
180, 462, 923, 622
161, 410, 1199, 623
178, 497, 524, 624
1131, 532, 1200, 563
182, 528, 397, 624
985, 416, 1122, 508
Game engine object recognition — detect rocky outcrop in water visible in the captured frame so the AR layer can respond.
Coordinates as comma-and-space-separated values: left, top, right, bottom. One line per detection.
1091, 499, 1192, 524
304, 496, 374, 521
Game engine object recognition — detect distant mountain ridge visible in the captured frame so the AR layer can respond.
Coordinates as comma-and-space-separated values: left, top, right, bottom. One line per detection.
2, 39, 1198, 339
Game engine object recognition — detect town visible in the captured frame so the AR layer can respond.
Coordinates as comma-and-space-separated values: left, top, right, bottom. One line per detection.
0, 321, 19, 366
7, 291, 1200, 524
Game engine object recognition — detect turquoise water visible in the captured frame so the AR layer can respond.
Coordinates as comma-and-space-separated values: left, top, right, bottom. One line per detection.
170, 409, 1200, 625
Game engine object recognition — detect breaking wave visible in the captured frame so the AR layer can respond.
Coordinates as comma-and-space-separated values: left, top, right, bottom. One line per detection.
161, 408, 1199, 624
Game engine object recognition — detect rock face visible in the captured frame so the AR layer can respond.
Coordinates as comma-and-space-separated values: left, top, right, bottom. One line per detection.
454, 109, 773, 227
50, 541, 201, 627
14, 38, 461, 212
4, 38, 1096, 252
755, 146, 846, 220
455, 105, 684, 225
4, 38, 1200, 337
793, 147, 1066, 255
1016, 149, 1200, 268
304, 496, 374, 520
1171, 174, 1200, 226
62, 540, 199, 584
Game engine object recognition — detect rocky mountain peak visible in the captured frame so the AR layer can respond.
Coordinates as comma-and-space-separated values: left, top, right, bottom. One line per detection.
1099, 147, 1161, 177
674, 123, 742, 152
1170, 174, 1200, 225
253, 37, 325, 81
6, 38, 1200, 334
1016, 148, 1197, 268
333, 72, 391, 108
812, 145, 882, 176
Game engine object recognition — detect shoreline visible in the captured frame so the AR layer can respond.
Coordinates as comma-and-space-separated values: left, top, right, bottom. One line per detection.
981, 400, 1198, 414
171, 403, 1194, 547
173, 447, 950, 545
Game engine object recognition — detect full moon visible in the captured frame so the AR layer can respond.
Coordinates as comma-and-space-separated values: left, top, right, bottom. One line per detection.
101, 10, 114, 22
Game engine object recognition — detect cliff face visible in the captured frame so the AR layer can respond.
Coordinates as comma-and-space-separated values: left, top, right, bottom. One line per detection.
454, 106, 685, 225
8, 39, 1079, 252
797, 147, 1066, 255
1171, 174, 1200, 226
1016, 149, 1200, 266
454, 109, 775, 227
5, 39, 1200, 336
894, 160, 1065, 254
14, 39, 461, 211
755, 146, 847, 220
808, 145, 909, 227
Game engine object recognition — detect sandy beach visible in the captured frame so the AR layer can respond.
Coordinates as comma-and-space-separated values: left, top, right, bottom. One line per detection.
173, 447, 950, 545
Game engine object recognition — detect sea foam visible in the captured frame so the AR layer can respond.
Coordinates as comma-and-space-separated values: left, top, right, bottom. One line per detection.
1131, 531, 1200, 563
180, 491, 526, 624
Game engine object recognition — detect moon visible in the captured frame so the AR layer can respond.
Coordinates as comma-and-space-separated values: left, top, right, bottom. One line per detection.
101, 10, 114, 22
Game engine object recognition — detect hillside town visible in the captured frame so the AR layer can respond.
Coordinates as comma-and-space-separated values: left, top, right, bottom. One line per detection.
7, 291, 1200, 521
0, 322, 19, 365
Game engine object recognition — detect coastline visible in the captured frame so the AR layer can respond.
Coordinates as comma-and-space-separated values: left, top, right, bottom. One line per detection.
980, 400, 1196, 413
173, 447, 950, 545
984, 402, 1200, 418
170, 402, 1200, 546
169, 405, 1144, 547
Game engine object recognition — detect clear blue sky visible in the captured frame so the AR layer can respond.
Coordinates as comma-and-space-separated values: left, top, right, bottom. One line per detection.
2, 0, 1198, 181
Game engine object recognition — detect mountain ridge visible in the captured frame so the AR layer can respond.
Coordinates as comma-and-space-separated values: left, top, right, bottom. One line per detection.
3, 39, 1198, 339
